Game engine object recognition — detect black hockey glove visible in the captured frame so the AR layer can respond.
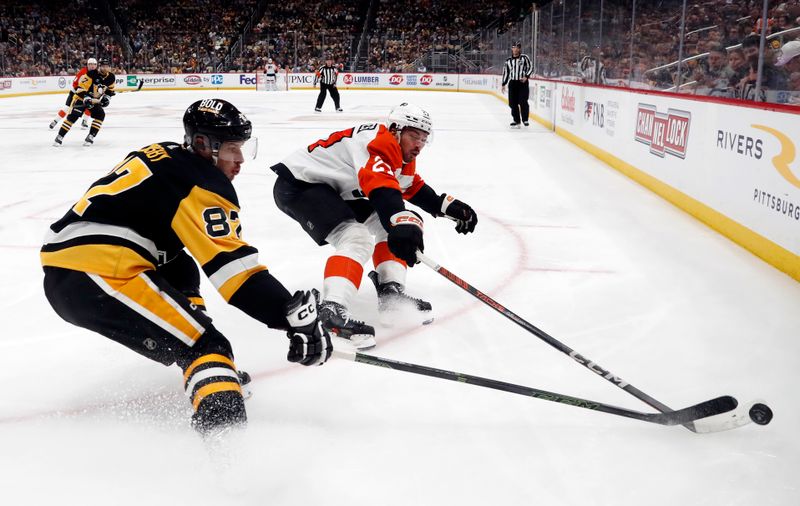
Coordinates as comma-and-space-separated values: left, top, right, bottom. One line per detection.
99, 95, 110, 107
440, 194, 478, 234
387, 210, 424, 266
82, 97, 95, 109
285, 289, 331, 366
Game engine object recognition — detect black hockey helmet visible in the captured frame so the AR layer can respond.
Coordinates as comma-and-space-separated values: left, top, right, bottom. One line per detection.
98, 57, 110, 66
183, 98, 252, 151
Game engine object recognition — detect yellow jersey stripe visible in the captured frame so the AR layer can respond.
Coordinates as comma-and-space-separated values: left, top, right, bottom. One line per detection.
217, 265, 268, 301
41, 244, 155, 278
183, 353, 236, 382
192, 382, 242, 410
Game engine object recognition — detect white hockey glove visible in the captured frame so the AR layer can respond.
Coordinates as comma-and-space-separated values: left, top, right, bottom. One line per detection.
285, 289, 332, 366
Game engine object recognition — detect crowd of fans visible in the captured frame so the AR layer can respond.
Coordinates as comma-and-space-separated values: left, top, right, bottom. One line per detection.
535, 0, 800, 103
235, 0, 364, 73
1, 0, 798, 105
0, 0, 124, 77
111, 0, 258, 73
364, 0, 513, 72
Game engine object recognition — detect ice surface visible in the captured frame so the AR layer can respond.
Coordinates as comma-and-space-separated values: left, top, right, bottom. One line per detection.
0, 89, 797, 505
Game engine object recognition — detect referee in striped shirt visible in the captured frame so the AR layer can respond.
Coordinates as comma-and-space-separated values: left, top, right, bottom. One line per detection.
501, 43, 533, 128
314, 56, 343, 112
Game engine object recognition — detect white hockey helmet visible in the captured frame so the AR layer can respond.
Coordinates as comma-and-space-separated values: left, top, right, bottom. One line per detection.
267, 57, 273, 64
387, 103, 433, 139
87, 57, 98, 65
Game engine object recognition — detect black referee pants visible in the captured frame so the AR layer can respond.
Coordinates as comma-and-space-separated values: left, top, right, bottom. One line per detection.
508, 80, 530, 123
316, 83, 340, 109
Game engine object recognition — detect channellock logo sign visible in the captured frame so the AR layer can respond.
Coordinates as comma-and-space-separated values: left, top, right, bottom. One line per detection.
634, 103, 691, 158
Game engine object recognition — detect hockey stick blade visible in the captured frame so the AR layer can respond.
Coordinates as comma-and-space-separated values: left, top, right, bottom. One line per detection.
333, 349, 739, 428
414, 251, 748, 433
646, 395, 738, 426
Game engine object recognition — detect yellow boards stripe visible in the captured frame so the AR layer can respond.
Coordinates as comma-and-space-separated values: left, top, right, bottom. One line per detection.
183, 353, 236, 382
40, 244, 155, 278
172, 186, 250, 265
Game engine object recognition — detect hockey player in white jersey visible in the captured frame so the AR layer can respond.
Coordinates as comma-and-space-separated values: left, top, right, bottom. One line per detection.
270, 103, 478, 349
264, 58, 279, 91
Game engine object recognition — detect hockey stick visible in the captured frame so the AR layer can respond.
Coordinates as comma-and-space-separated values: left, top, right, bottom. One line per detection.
332, 349, 737, 427
116, 79, 144, 93
416, 251, 750, 433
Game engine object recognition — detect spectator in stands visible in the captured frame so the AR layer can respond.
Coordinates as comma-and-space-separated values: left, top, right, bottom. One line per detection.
775, 40, 800, 78
741, 34, 762, 63
727, 48, 748, 83
694, 42, 734, 96
737, 54, 788, 101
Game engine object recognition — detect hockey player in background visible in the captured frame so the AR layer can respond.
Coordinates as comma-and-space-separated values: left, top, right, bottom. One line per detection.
264, 57, 279, 91
49, 57, 96, 130
270, 103, 478, 349
53, 58, 116, 146
41, 99, 331, 435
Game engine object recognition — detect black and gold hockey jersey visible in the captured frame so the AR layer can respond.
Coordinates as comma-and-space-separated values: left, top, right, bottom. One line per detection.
41, 142, 290, 328
76, 68, 116, 99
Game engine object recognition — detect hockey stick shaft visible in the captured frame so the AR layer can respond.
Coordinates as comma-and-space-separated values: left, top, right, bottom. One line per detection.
116, 79, 144, 93
416, 252, 695, 428
332, 349, 736, 426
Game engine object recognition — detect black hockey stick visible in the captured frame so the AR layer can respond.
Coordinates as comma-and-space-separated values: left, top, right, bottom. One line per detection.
117, 79, 144, 93
333, 349, 737, 427
416, 252, 747, 433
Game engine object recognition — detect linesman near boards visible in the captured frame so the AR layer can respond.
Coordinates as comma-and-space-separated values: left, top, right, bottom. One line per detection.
501, 43, 533, 128
314, 56, 343, 112
41, 99, 331, 436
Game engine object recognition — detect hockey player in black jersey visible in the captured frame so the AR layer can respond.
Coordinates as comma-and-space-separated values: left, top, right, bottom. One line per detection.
53, 58, 117, 147
41, 99, 332, 435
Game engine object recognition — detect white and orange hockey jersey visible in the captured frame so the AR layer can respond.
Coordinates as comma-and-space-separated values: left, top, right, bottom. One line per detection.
278, 123, 426, 202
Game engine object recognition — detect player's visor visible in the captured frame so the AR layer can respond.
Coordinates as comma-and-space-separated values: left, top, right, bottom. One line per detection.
217, 137, 258, 162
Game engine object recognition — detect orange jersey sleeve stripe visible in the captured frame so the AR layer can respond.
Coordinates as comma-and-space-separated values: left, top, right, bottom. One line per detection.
372, 241, 406, 268
324, 255, 365, 288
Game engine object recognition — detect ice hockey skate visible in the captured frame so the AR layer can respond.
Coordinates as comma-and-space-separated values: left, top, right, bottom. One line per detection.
83, 134, 94, 146
368, 271, 434, 326
81, 118, 90, 129
52, 135, 63, 147
49, 119, 58, 129
237, 370, 252, 400
318, 300, 376, 350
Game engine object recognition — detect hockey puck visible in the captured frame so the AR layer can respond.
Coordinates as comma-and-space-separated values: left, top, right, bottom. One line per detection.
748, 403, 773, 425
